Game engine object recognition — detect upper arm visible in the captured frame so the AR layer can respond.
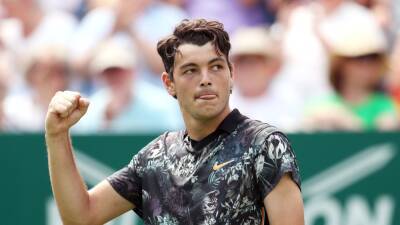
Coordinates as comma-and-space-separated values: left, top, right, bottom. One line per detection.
87, 180, 134, 225
263, 174, 304, 225
85, 136, 162, 224
255, 132, 301, 199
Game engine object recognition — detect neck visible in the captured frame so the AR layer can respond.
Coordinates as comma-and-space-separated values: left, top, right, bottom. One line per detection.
183, 106, 231, 141
340, 83, 371, 105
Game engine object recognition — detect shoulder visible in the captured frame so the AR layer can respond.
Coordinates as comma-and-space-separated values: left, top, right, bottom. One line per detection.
240, 118, 294, 155
239, 118, 280, 144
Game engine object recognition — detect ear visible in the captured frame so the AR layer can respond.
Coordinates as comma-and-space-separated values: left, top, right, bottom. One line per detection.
161, 72, 177, 98
229, 63, 235, 91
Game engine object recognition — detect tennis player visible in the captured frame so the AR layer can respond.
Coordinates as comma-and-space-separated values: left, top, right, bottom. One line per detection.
45, 19, 304, 225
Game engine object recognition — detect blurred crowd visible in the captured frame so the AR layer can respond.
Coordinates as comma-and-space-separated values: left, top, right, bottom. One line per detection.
0, 0, 400, 133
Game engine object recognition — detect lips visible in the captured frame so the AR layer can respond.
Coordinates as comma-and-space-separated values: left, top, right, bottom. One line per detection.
195, 91, 218, 100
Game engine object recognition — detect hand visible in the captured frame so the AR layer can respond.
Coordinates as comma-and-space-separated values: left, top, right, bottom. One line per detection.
45, 91, 90, 136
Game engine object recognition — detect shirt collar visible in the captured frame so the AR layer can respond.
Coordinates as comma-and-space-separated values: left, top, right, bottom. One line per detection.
185, 109, 247, 152
217, 108, 247, 134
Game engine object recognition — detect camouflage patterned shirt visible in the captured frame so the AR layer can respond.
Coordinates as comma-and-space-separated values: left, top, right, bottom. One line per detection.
107, 109, 301, 225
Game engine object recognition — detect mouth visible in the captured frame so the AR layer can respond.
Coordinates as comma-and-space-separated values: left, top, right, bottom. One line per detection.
195, 91, 218, 101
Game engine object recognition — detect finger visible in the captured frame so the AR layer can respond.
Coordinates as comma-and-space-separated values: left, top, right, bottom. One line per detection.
56, 98, 78, 116
78, 97, 90, 114
67, 98, 90, 125
61, 92, 78, 103
79, 97, 90, 108
56, 97, 73, 108
52, 91, 78, 107
63, 90, 80, 98
63, 91, 81, 104
53, 103, 69, 118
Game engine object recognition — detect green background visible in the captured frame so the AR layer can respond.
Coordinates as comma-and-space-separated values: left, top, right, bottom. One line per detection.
1, 132, 398, 225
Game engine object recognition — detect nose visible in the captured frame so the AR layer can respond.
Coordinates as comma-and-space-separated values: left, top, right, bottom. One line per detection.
200, 70, 212, 87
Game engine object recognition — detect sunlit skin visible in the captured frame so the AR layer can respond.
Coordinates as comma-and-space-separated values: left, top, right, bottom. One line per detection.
162, 42, 233, 141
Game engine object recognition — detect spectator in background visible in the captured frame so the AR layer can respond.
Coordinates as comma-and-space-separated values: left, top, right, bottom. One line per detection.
162, 0, 185, 8
184, 0, 271, 34
68, 0, 187, 91
265, 0, 304, 28
3, 45, 70, 132
302, 17, 399, 131
273, 0, 386, 119
0, 0, 77, 93
86, 0, 117, 10
355, 0, 392, 33
229, 26, 302, 131
0, 0, 77, 58
393, 0, 400, 34
0, 51, 13, 130
389, 34, 400, 112
74, 39, 182, 133
36, 0, 82, 14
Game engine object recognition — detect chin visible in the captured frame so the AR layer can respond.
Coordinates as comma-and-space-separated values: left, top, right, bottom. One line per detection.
193, 103, 227, 120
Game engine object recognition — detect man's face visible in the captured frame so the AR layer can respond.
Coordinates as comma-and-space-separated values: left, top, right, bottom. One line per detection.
166, 42, 232, 121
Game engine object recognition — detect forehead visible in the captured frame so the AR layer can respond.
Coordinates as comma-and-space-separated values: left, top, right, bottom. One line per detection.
174, 42, 226, 68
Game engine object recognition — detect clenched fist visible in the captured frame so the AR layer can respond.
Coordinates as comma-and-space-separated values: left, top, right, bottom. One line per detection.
45, 91, 90, 136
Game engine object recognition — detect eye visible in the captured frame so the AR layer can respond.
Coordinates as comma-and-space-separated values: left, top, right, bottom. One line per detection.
211, 64, 223, 71
183, 68, 196, 75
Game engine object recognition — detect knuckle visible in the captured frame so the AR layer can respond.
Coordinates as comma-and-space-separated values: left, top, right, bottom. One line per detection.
56, 104, 67, 112
65, 90, 80, 97
65, 101, 73, 107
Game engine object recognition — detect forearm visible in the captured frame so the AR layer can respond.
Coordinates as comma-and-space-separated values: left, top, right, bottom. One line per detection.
46, 132, 91, 225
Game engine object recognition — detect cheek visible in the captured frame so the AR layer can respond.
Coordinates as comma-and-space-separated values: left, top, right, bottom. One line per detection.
174, 80, 194, 100
218, 76, 232, 96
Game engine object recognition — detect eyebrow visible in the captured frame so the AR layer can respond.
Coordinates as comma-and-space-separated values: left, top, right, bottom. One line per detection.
178, 57, 225, 70
179, 62, 197, 71
208, 57, 225, 65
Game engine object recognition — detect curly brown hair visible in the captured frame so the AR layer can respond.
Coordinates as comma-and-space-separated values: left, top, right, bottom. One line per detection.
157, 19, 232, 80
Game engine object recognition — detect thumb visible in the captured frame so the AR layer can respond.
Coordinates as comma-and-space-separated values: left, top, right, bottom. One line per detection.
78, 97, 90, 114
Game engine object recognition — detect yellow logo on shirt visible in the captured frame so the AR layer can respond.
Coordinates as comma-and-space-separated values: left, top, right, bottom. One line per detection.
213, 159, 235, 171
